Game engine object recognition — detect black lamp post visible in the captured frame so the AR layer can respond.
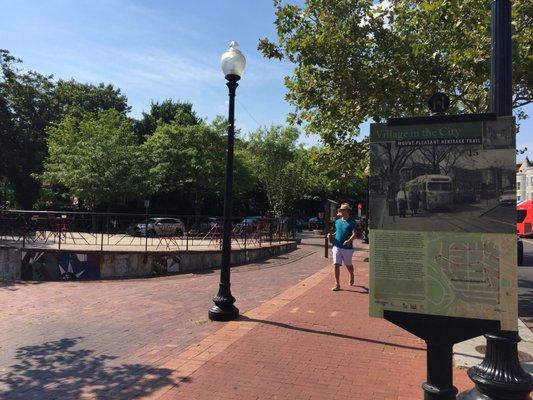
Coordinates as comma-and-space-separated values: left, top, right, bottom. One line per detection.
363, 165, 370, 244
208, 41, 246, 322
458, 1, 533, 399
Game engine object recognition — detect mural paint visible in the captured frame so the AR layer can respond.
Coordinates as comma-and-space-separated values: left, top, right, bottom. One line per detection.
21, 251, 100, 281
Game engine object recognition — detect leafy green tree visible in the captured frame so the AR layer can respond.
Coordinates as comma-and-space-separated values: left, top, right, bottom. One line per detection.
134, 100, 200, 140
55, 80, 130, 119
310, 140, 369, 198
246, 126, 310, 217
0, 49, 56, 208
40, 110, 145, 209
142, 122, 226, 216
259, 0, 533, 144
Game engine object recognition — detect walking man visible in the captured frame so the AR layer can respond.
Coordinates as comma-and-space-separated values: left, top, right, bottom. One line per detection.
328, 203, 358, 291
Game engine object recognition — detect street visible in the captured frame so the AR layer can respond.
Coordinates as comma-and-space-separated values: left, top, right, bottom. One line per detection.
519, 239, 533, 330
370, 194, 515, 233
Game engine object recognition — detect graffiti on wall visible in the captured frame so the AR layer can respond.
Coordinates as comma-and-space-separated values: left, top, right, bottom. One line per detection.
151, 254, 181, 275
21, 251, 100, 281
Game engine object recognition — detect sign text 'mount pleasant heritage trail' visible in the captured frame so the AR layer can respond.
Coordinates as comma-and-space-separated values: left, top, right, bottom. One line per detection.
369, 116, 517, 331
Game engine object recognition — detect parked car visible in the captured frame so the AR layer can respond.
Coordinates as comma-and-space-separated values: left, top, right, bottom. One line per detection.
235, 217, 262, 233
308, 217, 324, 230
518, 236, 524, 266
499, 189, 516, 205
200, 217, 222, 232
132, 217, 185, 237
296, 219, 307, 232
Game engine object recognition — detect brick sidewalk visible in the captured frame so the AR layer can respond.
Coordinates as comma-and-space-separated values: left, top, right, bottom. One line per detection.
144, 244, 474, 400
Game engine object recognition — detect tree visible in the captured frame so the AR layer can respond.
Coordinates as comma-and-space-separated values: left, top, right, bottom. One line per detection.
0, 49, 56, 208
310, 140, 369, 198
142, 122, 226, 216
134, 100, 200, 140
246, 126, 310, 217
40, 110, 145, 209
55, 80, 130, 119
259, 0, 533, 144
371, 142, 418, 198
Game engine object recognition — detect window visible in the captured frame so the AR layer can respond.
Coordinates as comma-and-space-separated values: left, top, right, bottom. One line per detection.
518, 195, 521, 201
427, 182, 452, 191
518, 182, 521, 190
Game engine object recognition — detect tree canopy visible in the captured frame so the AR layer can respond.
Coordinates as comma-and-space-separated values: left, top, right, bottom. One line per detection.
134, 100, 200, 140
1, 49, 368, 216
259, 0, 533, 144
0, 49, 56, 207
40, 110, 143, 209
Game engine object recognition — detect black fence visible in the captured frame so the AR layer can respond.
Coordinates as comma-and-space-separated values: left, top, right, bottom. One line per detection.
0, 210, 297, 252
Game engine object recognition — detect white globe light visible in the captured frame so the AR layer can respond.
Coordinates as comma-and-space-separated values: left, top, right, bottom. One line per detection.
220, 41, 246, 78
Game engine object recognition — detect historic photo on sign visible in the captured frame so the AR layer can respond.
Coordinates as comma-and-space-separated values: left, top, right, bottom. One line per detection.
369, 129, 515, 233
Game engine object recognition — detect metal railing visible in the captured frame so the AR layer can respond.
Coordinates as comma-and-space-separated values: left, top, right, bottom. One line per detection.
0, 210, 297, 253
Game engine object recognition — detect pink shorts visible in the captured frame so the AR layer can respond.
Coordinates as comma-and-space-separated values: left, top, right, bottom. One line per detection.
332, 246, 354, 266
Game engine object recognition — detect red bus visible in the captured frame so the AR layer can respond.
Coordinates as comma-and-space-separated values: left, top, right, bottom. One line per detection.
517, 200, 533, 237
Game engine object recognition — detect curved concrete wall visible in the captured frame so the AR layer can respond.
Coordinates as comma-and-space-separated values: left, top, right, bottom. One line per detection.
0, 242, 297, 281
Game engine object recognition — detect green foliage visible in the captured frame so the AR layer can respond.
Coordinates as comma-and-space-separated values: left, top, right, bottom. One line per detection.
142, 122, 227, 215
0, 49, 56, 208
40, 110, 144, 209
259, 0, 533, 144
0, 50, 134, 208
134, 100, 200, 140
310, 140, 369, 197
55, 80, 130, 119
246, 126, 310, 217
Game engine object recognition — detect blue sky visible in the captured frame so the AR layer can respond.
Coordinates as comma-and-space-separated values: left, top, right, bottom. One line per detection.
1, 0, 531, 156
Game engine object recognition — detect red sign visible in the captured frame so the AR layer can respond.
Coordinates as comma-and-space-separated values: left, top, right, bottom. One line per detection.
358, 202, 363, 210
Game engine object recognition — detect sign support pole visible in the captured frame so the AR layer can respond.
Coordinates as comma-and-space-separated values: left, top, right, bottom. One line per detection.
459, 1, 533, 399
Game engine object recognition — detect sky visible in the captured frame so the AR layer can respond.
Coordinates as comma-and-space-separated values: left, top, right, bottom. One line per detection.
1, 0, 531, 156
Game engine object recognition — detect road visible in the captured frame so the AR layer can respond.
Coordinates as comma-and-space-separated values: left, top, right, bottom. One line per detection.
370, 194, 515, 233
519, 239, 533, 330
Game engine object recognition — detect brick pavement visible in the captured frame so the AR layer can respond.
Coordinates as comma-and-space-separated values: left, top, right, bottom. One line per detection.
0, 234, 477, 399
142, 245, 472, 400
0, 233, 329, 399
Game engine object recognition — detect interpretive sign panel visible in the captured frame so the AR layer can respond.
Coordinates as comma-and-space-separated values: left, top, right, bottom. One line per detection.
369, 116, 517, 330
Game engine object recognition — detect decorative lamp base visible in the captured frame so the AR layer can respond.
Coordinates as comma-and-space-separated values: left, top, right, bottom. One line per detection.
457, 331, 532, 400
208, 304, 239, 321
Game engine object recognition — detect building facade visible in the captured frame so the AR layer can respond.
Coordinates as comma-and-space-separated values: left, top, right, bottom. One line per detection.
517, 158, 533, 202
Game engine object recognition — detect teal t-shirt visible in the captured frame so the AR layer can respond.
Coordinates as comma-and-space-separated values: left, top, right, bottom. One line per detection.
334, 217, 358, 249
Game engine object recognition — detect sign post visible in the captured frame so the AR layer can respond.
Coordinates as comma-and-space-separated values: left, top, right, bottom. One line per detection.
324, 199, 338, 258
369, 113, 518, 399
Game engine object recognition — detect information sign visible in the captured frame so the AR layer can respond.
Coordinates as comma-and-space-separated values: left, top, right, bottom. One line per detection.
369, 116, 517, 330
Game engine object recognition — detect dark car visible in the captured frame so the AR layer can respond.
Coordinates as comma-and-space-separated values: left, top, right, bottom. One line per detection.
518, 236, 524, 265
235, 217, 262, 233
200, 217, 222, 232
308, 217, 324, 230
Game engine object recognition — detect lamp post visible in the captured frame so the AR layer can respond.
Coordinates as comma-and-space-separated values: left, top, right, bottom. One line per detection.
208, 41, 246, 322
363, 165, 370, 244
458, 1, 533, 399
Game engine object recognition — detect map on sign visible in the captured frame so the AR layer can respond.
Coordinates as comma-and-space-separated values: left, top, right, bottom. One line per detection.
369, 117, 517, 330
432, 239, 499, 305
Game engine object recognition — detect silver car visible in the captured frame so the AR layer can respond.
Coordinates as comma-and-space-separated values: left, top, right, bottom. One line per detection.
134, 218, 185, 237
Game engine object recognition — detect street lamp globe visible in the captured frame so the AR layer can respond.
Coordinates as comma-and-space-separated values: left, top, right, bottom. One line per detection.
220, 41, 246, 79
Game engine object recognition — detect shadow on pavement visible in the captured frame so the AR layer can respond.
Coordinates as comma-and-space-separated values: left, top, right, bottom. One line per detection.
0, 337, 182, 399
240, 317, 424, 352
342, 285, 369, 294
0, 281, 45, 292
